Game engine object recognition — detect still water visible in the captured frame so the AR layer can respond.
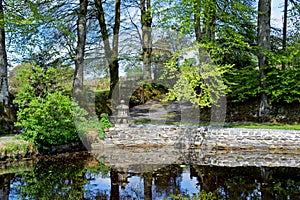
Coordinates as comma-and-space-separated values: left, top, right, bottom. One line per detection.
0, 151, 299, 200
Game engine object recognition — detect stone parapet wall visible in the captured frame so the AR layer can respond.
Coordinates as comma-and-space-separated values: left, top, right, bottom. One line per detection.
94, 125, 300, 170
104, 125, 300, 151
105, 125, 205, 147
203, 128, 300, 150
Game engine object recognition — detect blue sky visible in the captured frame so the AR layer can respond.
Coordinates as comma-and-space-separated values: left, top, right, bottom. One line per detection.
271, 1, 285, 28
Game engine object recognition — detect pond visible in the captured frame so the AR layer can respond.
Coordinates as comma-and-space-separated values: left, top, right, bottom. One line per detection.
0, 151, 300, 200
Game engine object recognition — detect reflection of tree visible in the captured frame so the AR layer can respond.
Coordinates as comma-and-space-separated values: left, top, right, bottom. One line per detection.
109, 164, 184, 199
110, 168, 119, 200
152, 165, 183, 197
143, 172, 153, 200
191, 165, 300, 199
14, 155, 88, 199
0, 173, 14, 200
260, 167, 300, 199
6, 158, 300, 199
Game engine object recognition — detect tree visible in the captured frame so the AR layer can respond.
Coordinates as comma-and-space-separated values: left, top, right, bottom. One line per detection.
193, 0, 216, 42
14, 64, 82, 149
141, 0, 152, 80
73, 0, 88, 96
154, 0, 256, 105
282, 0, 288, 70
257, 0, 271, 117
94, 0, 120, 98
0, 0, 8, 104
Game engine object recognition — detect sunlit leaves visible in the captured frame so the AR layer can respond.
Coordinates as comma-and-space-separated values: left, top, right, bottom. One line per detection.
161, 49, 228, 108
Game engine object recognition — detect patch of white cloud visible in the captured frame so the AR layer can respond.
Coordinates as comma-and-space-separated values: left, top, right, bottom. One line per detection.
271, 1, 284, 28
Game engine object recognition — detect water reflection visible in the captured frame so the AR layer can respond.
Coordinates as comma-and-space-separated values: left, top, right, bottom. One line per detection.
0, 152, 299, 199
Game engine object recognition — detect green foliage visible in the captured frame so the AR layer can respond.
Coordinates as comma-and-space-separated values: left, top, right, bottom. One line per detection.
225, 123, 300, 130
154, 0, 260, 105
13, 64, 81, 150
161, 50, 228, 108
129, 83, 168, 107
95, 90, 112, 116
73, 105, 112, 140
225, 66, 260, 102
15, 91, 80, 149
0, 140, 35, 158
99, 113, 112, 138
75, 115, 109, 140
265, 69, 300, 103
167, 190, 219, 200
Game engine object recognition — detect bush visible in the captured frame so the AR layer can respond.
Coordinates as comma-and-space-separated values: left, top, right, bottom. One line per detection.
75, 113, 112, 140
99, 113, 112, 138
224, 66, 260, 102
265, 69, 300, 103
15, 91, 80, 149
13, 64, 81, 150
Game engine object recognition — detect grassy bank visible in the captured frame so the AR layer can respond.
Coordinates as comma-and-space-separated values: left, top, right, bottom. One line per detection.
225, 123, 300, 130
0, 137, 36, 162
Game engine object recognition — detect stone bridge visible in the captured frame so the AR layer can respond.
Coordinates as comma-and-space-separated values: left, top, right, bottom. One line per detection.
88, 125, 300, 172
96, 125, 300, 151
93, 100, 300, 152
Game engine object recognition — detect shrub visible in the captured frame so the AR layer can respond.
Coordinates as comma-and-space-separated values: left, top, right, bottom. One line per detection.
13, 64, 81, 150
75, 113, 112, 140
265, 69, 300, 103
15, 91, 81, 150
99, 113, 112, 138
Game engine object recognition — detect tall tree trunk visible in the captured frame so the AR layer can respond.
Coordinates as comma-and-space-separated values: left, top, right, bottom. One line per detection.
0, 0, 8, 104
95, 0, 120, 99
257, 0, 271, 117
193, 0, 217, 43
141, 0, 152, 80
193, 0, 202, 43
0, 0, 14, 132
73, 0, 88, 98
204, 0, 216, 41
111, 0, 120, 99
282, 0, 288, 70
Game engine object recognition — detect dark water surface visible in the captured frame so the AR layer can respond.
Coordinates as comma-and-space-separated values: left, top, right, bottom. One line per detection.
0, 151, 299, 200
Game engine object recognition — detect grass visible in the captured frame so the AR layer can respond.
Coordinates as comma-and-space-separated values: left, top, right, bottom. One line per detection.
132, 120, 300, 130
0, 138, 36, 160
225, 122, 300, 130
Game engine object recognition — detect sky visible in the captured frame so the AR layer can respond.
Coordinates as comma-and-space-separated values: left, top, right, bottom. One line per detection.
271, 1, 285, 28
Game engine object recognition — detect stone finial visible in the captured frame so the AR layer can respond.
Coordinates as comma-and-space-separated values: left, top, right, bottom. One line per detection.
115, 100, 129, 127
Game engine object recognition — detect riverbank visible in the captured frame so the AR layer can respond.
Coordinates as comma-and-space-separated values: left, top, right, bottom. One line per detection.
0, 136, 35, 162
0, 136, 85, 164
1, 125, 300, 164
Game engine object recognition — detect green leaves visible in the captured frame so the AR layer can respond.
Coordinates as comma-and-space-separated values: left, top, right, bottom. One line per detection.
265, 69, 300, 103
225, 66, 260, 102
15, 91, 79, 149
161, 49, 228, 108
13, 64, 82, 150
